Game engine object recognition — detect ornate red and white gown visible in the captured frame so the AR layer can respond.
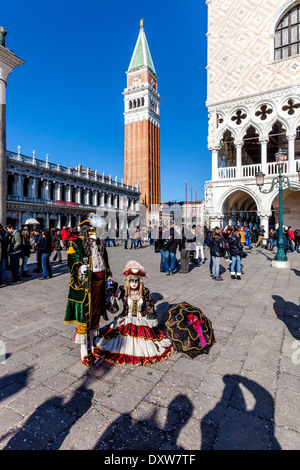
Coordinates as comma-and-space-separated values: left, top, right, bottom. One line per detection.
93, 287, 174, 366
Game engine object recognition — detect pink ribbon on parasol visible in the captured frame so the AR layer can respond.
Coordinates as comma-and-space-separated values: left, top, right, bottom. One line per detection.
187, 314, 207, 348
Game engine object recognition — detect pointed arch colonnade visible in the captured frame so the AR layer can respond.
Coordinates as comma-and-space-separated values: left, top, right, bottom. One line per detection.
205, 92, 300, 234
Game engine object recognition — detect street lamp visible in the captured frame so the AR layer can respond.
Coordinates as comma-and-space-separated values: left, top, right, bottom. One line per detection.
255, 149, 300, 268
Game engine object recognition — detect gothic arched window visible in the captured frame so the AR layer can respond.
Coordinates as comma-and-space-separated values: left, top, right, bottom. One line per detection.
275, 5, 300, 60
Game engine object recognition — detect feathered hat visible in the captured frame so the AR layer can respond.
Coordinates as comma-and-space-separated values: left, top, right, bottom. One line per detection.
123, 260, 147, 277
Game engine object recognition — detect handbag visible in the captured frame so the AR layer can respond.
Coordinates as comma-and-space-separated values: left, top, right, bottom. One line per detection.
240, 250, 247, 258
162, 235, 173, 250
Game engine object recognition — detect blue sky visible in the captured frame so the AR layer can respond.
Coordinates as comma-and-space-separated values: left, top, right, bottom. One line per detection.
2, 0, 210, 202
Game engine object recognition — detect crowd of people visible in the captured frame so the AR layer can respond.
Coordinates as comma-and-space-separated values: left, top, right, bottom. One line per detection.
0, 220, 299, 287
153, 223, 300, 281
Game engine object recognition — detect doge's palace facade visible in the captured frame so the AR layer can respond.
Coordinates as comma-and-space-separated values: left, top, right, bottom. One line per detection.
205, 0, 300, 233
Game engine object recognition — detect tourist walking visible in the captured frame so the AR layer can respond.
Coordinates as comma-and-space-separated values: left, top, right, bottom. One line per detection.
193, 224, 205, 264
6, 224, 23, 284
32, 229, 43, 273
227, 226, 244, 280
246, 227, 255, 250
129, 226, 136, 249
294, 229, 300, 252
179, 226, 196, 274
268, 228, 275, 251
287, 226, 296, 252
20, 227, 31, 278
135, 226, 143, 248
209, 227, 225, 281
52, 229, 63, 263
0, 224, 9, 286
60, 226, 70, 250
255, 225, 265, 247
161, 224, 180, 275
37, 229, 53, 280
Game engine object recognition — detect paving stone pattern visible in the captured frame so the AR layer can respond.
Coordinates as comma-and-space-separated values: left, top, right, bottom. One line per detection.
0, 244, 299, 450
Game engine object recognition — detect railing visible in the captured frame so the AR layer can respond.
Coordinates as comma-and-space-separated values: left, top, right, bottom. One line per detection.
216, 161, 296, 180
267, 161, 288, 175
218, 166, 236, 179
6, 151, 139, 193
242, 164, 261, 178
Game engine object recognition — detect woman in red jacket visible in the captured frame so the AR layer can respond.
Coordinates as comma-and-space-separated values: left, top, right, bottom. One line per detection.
60, 226, 70, 250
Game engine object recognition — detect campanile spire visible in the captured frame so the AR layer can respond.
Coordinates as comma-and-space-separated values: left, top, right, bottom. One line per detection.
123, 22, 161, 208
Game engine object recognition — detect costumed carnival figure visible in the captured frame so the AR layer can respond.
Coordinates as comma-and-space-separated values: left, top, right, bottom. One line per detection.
93, 260, 175, 366
64, 214, 112, 366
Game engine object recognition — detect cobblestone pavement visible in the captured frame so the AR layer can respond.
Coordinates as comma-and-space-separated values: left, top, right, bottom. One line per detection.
0, 243, 299, 450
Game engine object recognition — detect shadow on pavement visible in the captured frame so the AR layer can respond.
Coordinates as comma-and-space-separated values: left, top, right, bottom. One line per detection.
201, 374, 281, 450
3, 379, 94, 450
93, 394, 194, 450
0, 366, 33, 403
272, 295, 300, 340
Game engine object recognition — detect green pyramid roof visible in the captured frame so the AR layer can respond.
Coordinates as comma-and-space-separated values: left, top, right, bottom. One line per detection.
128, 24, 155, 74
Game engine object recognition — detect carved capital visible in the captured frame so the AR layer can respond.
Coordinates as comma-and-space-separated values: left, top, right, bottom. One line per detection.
0, 62, 12, 83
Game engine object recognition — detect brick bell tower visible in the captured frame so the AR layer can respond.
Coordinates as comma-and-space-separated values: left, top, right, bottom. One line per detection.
123, 20, 161, 209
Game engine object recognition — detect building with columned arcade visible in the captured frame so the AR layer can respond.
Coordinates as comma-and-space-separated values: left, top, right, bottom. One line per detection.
6, 148, 140, 229
205, 0, 300, 234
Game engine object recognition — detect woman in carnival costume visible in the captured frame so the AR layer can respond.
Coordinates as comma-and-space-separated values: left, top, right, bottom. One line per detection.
93, 260, 174, 366
64, 213, 112, 366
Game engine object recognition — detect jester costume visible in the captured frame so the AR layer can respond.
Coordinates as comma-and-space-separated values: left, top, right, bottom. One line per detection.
93, 261, 174, 366
64, 219, 112, 366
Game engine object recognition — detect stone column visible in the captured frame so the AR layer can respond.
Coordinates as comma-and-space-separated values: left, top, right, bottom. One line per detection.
235, 142, 243, 179
44, 179, 50, 200
210, 146, 219, 180
76, 186, 81, 204
257, 212, 272, 239
260, 139, 268, 175
0, 32, 24, 225
100, 192, 105, 206
30, 177, 38, 199
17, 174, 23, 197
56, 182, 62, 200
287, 134, 296, 173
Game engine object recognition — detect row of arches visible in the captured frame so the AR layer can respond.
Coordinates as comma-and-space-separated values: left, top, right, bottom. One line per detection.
220, 186, 300, 231
129, 97, 145, 109
219, 121, 300, 168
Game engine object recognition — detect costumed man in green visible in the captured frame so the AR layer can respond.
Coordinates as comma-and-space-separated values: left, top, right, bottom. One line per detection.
64, 214, 113, 366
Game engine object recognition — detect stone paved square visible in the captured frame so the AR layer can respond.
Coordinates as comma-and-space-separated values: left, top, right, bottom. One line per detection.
0, 244, 300, 450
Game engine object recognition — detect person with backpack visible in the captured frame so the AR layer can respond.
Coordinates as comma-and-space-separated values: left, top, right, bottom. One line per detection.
209, 227, 225, 281
161, 223, 180, 275
227, 226, 244, 280
179, 226, 196, 274
6, 224, 23, 284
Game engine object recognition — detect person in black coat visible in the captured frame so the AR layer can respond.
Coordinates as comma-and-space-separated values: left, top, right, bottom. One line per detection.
0, 224, 9, 285
52, 229, 63, 263
227, 227, 244, 280
37, 229, 53, 280
209, 227, 225, 281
